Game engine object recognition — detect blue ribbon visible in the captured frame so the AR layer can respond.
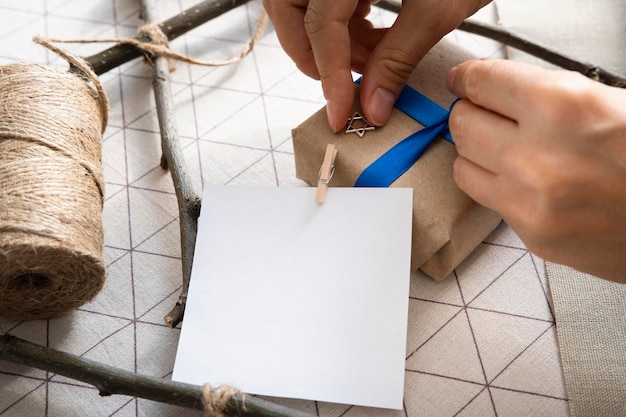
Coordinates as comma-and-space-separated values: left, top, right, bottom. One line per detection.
354, 81, 455, 187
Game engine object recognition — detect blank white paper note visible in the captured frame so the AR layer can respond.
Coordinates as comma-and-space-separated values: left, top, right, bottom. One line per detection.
172, 186, 413, 409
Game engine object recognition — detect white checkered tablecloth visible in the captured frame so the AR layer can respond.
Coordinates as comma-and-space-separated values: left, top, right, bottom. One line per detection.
0, 1, 568, 415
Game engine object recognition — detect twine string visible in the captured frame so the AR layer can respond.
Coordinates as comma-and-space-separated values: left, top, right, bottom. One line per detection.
32, 35, 109, 131
42, 10, 269, 68
201, 384, 246, 417
0, 11, 258, 404
0, 7, 267, 321
0, 60, 107, 320
1, 20, 112, 321
2, 9, 258, 399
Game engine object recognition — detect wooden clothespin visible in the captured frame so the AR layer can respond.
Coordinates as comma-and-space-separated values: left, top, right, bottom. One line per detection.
315, 143, 338, 203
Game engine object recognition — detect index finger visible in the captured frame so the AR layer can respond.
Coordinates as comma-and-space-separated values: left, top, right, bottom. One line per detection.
446, 59, 549, 123
263, 0, 319, 79
305, 0, 359, 132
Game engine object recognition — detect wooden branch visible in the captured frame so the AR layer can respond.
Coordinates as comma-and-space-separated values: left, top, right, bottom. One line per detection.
456, 20, 626, 87
0, 334, 314, 417
375, 0, 626, 88
139, 0, 201, 330
0, 1, 310, 416
86, 0, 252, 75
0, 2, 306, 416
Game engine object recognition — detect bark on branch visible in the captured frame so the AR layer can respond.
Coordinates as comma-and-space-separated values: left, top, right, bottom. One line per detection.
0, 334, 313, 417
139, 0, 202, 329
87, 0, 253, 75
376, 0, 626, 88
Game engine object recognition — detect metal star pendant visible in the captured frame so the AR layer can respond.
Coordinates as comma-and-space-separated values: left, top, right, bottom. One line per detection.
345, 112, 375, 138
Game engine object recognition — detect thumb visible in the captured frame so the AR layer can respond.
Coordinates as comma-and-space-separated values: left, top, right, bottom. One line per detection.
360, 3, 472, 126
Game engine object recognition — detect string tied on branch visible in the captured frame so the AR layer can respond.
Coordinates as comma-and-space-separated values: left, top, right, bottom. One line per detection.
139, 23, 170, 48
42, 10, 269, 68
201, 383, 246, 417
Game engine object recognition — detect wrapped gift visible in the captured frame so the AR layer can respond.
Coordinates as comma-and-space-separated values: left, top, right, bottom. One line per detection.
292, 39, 502, 280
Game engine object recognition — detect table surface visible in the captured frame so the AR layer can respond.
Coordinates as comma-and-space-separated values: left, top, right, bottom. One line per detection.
0, 1, 569, 416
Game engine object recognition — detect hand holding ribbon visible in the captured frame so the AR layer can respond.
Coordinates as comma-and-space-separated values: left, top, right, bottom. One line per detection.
355, 81, 457, 187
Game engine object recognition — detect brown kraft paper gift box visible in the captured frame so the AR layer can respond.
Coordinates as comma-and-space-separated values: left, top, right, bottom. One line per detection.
291, 39, 502, 280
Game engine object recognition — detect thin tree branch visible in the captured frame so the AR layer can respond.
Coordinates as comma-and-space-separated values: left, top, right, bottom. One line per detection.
87, 0, 252, 75
456, 20, 626, 87
0, 334, 314, 417
140, 0, 201, 329
375, 0, 626, 88
0, 2, 308, 416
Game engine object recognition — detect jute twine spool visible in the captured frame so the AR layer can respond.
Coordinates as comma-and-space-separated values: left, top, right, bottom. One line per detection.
0, 38, 108, 320
0, 11, 267, 320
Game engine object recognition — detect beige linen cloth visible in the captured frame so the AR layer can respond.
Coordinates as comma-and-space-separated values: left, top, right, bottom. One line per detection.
495, 1, 626, 416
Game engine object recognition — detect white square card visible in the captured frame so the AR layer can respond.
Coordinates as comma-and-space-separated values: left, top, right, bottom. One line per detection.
173, 186, 413, 409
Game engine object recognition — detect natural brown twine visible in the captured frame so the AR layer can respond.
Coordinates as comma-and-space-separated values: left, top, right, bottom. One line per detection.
44, 10, 269, 68
201, 383, 246, 417
0, 10, 266, 321
0, 42, 108, 320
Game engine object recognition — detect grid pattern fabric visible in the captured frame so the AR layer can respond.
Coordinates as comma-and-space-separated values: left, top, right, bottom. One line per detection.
0, 1, 568, 416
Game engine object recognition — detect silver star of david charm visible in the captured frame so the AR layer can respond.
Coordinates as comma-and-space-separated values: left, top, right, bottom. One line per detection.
345, 112, 375, 138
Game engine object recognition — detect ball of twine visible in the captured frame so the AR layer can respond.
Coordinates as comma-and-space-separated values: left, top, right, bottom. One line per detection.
0, 51, 108, 320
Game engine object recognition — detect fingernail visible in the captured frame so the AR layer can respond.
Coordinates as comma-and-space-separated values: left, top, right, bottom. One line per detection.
446, 66, 459, 96
326, 101, 339, 132
368, 87, 395, 126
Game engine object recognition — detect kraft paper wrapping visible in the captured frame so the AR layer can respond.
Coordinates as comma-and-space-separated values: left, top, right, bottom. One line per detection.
292, 39, 502, 280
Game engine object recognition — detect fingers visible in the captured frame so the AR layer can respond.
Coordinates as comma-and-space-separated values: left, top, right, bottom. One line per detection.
452, 156, 502, 211
453, 154, 530, 238
451, 97, 519, 212
264, 0, 319, 79
347, 8, 387, 74
359, 0, 491, 126
304, 0, 360, 132
359, 7, 444, 126
449, 98, 518, 173
264, 0, 361, 132
446, 59, 559, 123
266, 0, 495, 131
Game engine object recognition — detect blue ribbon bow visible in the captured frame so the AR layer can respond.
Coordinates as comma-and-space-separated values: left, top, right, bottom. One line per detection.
354, 82, 456, 187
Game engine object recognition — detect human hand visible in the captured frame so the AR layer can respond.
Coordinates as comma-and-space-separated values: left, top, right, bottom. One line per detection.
447, 59, 626, 283
263, 0, 491, 132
